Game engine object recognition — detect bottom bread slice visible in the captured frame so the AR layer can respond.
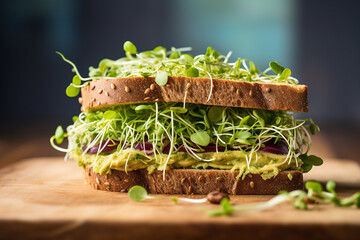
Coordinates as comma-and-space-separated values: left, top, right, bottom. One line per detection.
84, 167, 303, 195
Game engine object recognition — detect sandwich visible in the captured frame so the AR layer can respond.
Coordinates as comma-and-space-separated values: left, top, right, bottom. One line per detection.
51, 41, 323, 194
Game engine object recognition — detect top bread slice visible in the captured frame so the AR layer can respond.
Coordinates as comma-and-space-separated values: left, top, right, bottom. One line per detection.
80, 76, 308, 112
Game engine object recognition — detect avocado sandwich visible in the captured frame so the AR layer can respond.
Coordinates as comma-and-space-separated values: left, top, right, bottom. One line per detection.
51, 41, 323, 194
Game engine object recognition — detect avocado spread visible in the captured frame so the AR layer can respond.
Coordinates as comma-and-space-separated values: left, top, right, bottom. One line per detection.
71, 149, 302, 180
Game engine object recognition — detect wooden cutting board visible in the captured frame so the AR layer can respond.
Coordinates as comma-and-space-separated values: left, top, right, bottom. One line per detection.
0, 157, 359, 240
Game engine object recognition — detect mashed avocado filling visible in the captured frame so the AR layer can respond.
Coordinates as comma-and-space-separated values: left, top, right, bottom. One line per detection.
71, 149, 302, 180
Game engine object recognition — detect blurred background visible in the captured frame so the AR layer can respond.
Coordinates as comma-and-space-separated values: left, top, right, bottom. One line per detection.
0, 0, 359, 163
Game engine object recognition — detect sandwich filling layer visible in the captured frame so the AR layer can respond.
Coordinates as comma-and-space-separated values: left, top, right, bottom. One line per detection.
56, 102, 314, 179
72, 149, 301, 180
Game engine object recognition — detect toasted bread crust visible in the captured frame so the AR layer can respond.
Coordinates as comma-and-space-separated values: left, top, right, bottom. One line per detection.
84, 167, 303, 195
80, 77, 308, 112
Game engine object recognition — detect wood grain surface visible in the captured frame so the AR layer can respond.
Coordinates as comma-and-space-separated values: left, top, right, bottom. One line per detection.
0, 157, 359, 240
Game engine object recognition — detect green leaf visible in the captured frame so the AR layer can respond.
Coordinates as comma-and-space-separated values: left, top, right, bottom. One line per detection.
65, 85, 80, 97
103, 110, 117, 119
239, 116, 250, 126
72, 75, 81, 85
309, 124, 316, 135
128, 185, 148, 202
135, 105, 153, 112
305, 181, 323, 193
182, 54, 194, 64
236, 139, 251, 145
72, 116, 79, 122
253, 110, 265, 127
55, 125, 64, 144
155, 71, 168, 86
207, 106, 224, 123
326, 180, 336, 193
275, 117, 281, 125
213, 50, 220, 59
308, 119, 319, 135
300, 154, 323, 166
234, 58, 242, 69
153, 46, 166, 52
190, 131, 210, 146
205, 46, 212, 57
249, 61, 258, 74
280, 68, 291, 79
356, 196, 360, 208
220, 198, 233, 215
140, 72, 151, 77
206, 209, 226, 216
170, 107, 188, 114
169, 52, 179, 59
186, 67, 199, 77
235, 131, 252, 140
123, 41, 137, 54
269, 61, 285, 74
302, 163, 312, 173
171, 198, 178, 204
99, 59, 112, 73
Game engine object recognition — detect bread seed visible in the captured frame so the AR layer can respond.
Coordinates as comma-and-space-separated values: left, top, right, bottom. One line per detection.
216, 177, 223, 182
105, 91, 109, 96
150, 84, 155, 91
181, 178, 186, 184
91, 85, 95, 90
78, 97, 83, 104
110, 83, 116, 89
154, 98, 160, 102
124, 179, 129, 183
104, 182, 110, 186
230, 86, 235, 92
144, 97, 150, 101
97, 89, 103, 94
96, 177, 100, 185
91, 97, 96, 102
250, 181, 255, 188
207, 191, 229, 204
144, 88, 151, 95
265, 87, 271, 93
186, 83, 191, 89
198, 176, 204, 182
249, 90, 253, 97
166, 84, 171, 88
125, 86, 131, 93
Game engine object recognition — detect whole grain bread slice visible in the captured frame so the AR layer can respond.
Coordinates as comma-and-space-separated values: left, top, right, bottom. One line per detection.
84, 167, 303, 195
80, 77, 308, 112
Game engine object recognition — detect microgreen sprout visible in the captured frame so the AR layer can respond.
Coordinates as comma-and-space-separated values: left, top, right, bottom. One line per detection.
123, 41, 137, 55
128, 185, 148, 202
128, 185, 207, 203
155, 71, 168, 86
205, 180, 360, 216
54, 125, 65, 144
